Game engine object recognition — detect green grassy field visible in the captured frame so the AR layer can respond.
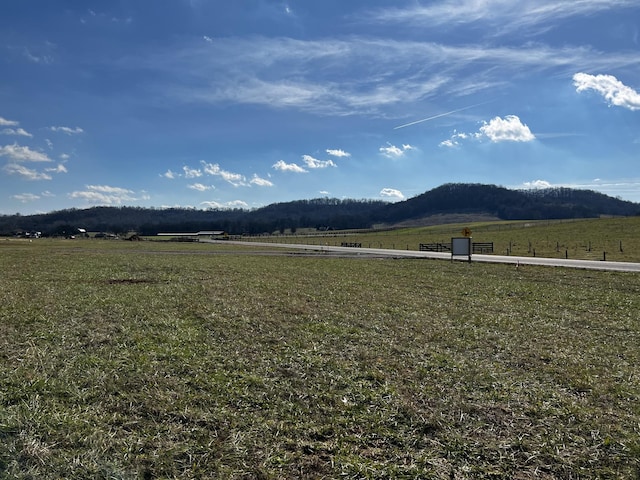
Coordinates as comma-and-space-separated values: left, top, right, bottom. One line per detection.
260, 217, 640, 263
1, 238, 639, 478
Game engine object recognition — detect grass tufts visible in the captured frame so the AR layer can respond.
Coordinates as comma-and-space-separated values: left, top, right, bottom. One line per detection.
0, 239, 639, 478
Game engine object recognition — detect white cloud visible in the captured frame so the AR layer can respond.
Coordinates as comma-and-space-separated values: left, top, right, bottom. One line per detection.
188, 183, 213, 191
59, 153, 70, 160
220, 171, 246, 186
439, 131, 471, 148
521, 179, 553, 189
227, 200, 250, 208
69, 185, 138, 205
0, 116, 19, 126
326, 149, 351, 158
302, 155, 336, 169
138, 32, 640, 119
479, 115, 535, 142
272, 159, 307, 173
250, 174, 274, 187
183, 165, 202, 178
49, 126, 84, 135
45, 164, 68, 174
0, 144, 52, 162
200, 199, 249, 209
200, 201, 225, 209
367, 1, 637, 36
1, 128, 32, 137
80, 10, 132, 26
174, 163, 271, 187
12, 193, 41, 203
15, 190, 54, 200
379, 143, 414, 159
440, 117, 534, 145
201, 161, 248, 186
3, 163, 52, 180
203, 36, 213, 43
380, 188, 405, 200
23, 46, 54, 65
87, 185, 132, 194
573, 73, 640, 110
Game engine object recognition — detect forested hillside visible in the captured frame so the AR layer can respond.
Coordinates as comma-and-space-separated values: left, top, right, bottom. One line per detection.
2, 183, 638, 236
378, 183, 640, 222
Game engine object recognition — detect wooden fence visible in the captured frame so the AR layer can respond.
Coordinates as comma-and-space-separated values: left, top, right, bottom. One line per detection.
419, 242, 493, 253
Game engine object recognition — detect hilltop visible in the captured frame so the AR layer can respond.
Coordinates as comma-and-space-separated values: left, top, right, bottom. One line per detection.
1, 183, 638, 236
377, 183, 639, 225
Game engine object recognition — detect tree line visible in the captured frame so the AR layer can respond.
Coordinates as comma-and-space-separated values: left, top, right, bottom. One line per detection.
2, 184, 638, 237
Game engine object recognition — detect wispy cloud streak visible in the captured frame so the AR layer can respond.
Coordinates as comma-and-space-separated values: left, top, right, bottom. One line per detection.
366, 1, 637, 36
136, 36, 638, 118
394, 103, 487, 129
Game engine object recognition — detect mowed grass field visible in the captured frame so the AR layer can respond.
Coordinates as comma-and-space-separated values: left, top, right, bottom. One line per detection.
1, 238, 639, 478
263, 217, 640, 263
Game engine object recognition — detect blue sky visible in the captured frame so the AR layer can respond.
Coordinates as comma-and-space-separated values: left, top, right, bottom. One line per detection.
1, 1, 639, 214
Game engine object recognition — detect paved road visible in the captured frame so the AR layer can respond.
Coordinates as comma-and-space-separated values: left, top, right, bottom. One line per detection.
208, 240, 640, 273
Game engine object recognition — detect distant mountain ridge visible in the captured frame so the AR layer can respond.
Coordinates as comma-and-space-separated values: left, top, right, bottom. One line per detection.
378, 183, 639, 223
1, 183, 638, 236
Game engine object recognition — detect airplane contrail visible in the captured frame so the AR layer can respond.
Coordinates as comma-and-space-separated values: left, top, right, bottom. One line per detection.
393, 102, 487, 130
